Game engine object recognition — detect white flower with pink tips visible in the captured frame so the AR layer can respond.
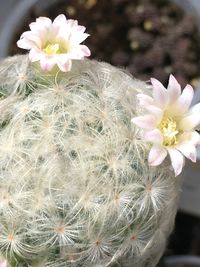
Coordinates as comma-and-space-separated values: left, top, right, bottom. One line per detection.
17, 14, 91, 72
0, 261, 6, 267
132, 75, 200, 176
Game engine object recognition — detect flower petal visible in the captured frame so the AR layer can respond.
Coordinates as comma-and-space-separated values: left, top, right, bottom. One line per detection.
167, 148, 185, 176
148, 145, 167, 166
137, 94, 154, 106
190, 102, 200, 114
190, 131, 200, 145
178, 131, 200, 146
36, 17, 52, 27
176, 143, 197, 162
67, 19, 78, 27
180, 113, 200, 131
79, 45, 91, 57
57, 57, 72, 72
167, 74, 181, 102
145, 105, 163, 123
175, 84, 194, 114
70, 33, 90, 44
151, 78, 168, 108
31, 17, 52, 36
40, 57, 56, 72
0, 261, 7, 267
29, 48, 43, 62
131, 115, 157, 130
22, 33, 42, 48
17, 39, 32, 50
53, 14, 67, 25
29, 23, 47, 42
190, 104, 200, 131
144, 129, 163, 144
76, 25, 87, 33
68, 45, 91, 59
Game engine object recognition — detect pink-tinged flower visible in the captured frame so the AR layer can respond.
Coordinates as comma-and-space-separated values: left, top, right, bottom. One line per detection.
17, 14, 91, 72
131, 75, 200, 176
0, 260, 6, 267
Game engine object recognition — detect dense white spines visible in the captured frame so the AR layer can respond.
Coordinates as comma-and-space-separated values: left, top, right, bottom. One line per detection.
0, 56, 180, 267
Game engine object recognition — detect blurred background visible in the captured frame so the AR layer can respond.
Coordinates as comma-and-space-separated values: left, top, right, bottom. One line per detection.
0, 0, 200, 266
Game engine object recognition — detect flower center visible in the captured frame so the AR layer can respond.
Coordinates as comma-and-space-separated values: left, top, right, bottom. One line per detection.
43, 43, 60, 55
158, 117, 179, 146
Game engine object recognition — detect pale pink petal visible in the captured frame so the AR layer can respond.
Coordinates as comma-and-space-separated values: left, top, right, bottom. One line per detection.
29, 23, 47, 42
17, 31, 39, 49
76, 25, 86, 33
145, 105, 163, 123
131, 115, 157, 130
32, 18, 52, 35
148, 145, 167, 166
190, 103, 200, 114
29, 21, 42, 32
144, 129, 163, 144
69, 45, 91, 59
53, 14, 67, 25
79, 45, 91, 57
17, 38, 33, 50
21, 32, 42, 48
40, 57, 56, 72
190, 104, 200, 131
36, 17, 52, 26
178, 131, 200, 146
57, 58, 72, 72
52, 14, 69, 37
151, 78, 168, 108
137, 94, 154, 106
180, 113, 200, 131
167, 74, 181, 102
56, 30, 71, 45
67, 19, 78, 27
190, 131, 200, 145
175, 84, 194, 114
176, 143, 197, 162
29, 21, 49, 34
167, 148, 185, 176
29, 48, 43, 62
70, 33, 90, 44
0, 260, 7, 267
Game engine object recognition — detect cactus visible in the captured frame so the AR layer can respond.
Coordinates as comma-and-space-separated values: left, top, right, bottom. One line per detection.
0, 55, 181, 267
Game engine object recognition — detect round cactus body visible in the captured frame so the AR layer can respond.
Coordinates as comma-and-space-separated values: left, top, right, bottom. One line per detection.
0, 55, 180, 267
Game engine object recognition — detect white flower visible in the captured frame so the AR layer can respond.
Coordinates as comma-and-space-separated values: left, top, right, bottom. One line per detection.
131, 75, 200, 176
17, 14, 91, 72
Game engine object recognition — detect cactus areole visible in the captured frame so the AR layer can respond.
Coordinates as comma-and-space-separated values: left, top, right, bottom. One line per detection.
0, 14, 199, 267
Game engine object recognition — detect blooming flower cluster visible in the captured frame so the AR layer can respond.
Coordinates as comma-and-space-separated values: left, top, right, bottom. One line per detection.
17, 14, 91, 72
132, 75, 200, 176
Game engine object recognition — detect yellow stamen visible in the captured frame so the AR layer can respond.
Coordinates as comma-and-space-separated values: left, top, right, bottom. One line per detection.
159, 117, 179, 146
43, 43, 60, 55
